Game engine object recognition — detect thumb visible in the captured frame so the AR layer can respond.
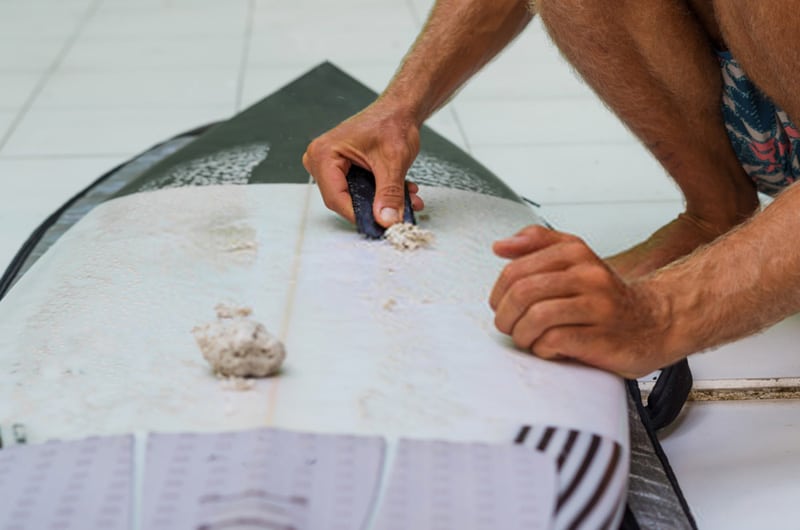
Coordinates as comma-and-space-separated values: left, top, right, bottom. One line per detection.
372, 165, 407, 228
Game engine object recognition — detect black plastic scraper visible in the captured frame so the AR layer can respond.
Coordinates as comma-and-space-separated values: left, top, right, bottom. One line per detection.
345, 165, 416, 239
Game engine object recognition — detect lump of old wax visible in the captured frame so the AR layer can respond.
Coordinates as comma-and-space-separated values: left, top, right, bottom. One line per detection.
383, 222, 434, 251
193, 304, 285, 377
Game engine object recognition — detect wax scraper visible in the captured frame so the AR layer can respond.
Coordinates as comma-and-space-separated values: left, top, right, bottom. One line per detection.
345, 165, 416, 239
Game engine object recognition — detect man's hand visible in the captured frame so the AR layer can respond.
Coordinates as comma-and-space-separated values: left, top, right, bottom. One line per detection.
490, 225, 671, 378
303, 103, 424, 228
302, 1, 533, 227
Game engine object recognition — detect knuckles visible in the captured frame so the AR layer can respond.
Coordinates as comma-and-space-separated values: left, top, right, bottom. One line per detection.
507, 277, 541, 312
498, 261, 522, 288
304, 137, 326, 162
524, 303, 550, 328
511, 329, 532, 350
574, 263, 611, 289
561, 239, 593, 262
494, 313, 511, 334
532, 328, 569, 359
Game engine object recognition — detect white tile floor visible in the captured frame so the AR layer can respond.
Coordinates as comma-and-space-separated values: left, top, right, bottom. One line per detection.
1, 0, 799, 526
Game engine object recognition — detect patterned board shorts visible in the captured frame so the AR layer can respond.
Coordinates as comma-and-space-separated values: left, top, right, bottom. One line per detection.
719, 51, 800, 196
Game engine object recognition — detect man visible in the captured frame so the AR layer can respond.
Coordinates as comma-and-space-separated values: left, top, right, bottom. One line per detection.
302, 0, 800, 378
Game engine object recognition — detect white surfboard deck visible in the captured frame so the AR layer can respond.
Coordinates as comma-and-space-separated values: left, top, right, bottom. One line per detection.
0, 184, 627, 444
0, 184, 629, 527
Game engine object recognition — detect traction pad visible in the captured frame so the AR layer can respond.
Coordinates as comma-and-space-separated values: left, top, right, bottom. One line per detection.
0, 63, 695, 529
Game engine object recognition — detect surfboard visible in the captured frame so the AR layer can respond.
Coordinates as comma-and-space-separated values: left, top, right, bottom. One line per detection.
0, 63, 630, 529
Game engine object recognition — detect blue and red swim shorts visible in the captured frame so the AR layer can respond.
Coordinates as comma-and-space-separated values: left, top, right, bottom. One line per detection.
719, 51, 800, 196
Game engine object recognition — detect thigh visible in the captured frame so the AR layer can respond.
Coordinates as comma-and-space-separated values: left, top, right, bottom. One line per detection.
686, 0, 726, 49
713, 0, 800, 121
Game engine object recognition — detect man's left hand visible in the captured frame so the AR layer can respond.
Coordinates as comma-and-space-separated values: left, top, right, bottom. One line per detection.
490, 225, 670, 378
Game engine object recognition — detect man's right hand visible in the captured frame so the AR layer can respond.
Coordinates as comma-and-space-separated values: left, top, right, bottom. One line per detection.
302, 0, 534, 227
302, 102, 424, 228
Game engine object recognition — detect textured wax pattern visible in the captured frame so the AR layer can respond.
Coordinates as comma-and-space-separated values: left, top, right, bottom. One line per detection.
345, 165, 415, 239
139, 143, 270, 192
407, 151, 516, 198
0, 435, 133, 530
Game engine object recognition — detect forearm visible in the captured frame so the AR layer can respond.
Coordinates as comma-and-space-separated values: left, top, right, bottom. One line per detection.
649, 183, 800, 362
380, 0, 533, 125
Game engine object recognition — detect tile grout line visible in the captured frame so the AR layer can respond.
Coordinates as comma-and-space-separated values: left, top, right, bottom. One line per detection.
234, 0, 256, 112
0, 0, 104, 154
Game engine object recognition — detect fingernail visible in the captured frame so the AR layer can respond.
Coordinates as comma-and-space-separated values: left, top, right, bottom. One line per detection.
380, 207, 399, 224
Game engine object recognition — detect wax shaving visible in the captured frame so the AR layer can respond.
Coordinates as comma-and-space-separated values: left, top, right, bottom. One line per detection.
383, 223, 434, 251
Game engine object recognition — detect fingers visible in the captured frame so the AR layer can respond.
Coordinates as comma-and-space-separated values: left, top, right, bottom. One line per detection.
490, 240, 604, 356
530, 326, 588, 361
304, 144, 424, 226
303, 105, 422, 225
493, 225, 572, 259
303, 151, 355, 223
493, 272, 578, 333
509, 298, 597, 351
303, 111, 422, 227
489, 237, 598, 309
410, 193, 425, 211
406, 181, 425, 211
488, 228, 651, 375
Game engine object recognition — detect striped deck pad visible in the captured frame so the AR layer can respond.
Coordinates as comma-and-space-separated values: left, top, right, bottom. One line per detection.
516, 426, 626, 530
